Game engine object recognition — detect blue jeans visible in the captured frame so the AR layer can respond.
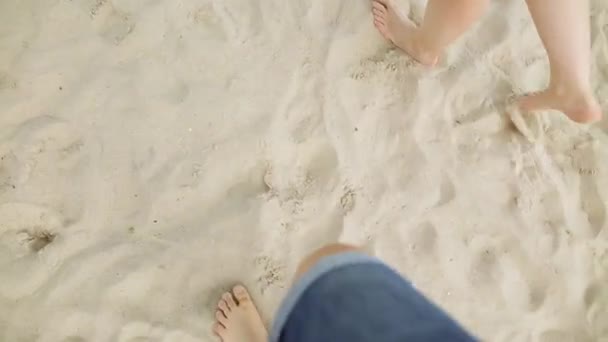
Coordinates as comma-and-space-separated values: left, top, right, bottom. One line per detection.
271, 252, 477, 342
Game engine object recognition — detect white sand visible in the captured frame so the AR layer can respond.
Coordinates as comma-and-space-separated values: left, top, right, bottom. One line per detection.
1, 0, 607, 341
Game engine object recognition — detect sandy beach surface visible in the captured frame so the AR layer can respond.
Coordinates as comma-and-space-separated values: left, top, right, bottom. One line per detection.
1, 0, 607, 341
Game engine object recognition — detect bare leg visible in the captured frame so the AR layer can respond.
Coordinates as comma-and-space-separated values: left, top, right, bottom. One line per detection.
293, 243, 361, 281
372, 0, 489, 66
518, 0, 602, 123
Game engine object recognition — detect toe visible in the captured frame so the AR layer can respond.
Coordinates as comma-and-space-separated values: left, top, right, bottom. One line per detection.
222, 292, 237, 308
375, 22, 390, 39
232, 285, 252, 304
373, 0, 390, 8
215, 310, 228, 325
373, 14, 386, 25
212, 322, 226, 337
372, 8, 386, 20
218, 300, 230, 315
372, 1, 387, 13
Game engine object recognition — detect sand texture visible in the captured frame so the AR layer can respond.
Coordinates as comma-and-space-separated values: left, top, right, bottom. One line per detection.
1, 0, 608, 341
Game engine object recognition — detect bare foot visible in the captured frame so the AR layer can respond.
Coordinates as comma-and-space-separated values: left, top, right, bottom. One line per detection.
371, 0, 438, 66
517, 84, 602, 124
212, 285, 268, 342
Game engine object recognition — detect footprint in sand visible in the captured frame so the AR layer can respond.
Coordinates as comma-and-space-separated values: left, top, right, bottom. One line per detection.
469, 247, 500, 285
86, 0, 108, 17
7, 115, 87, 224
433, 173, 456, 207
449, 79, 493, 126
0, 148, 19, 193
536, 221, 562, 258
339, 187, 356, 214
224, 161, 269, 200
270, 58, 324, 144
167, 80, 190, 104
116, 322, 160, 342
372, 221, 439, 270
169, 160, 205, 188
0, 71, 18, 91
82, 0, 135, 45
0, 202, 64, 256
263, 138, 339, 217
191, 3, 228, 40
98, 9, 135, 45
583, 281, 608, 338
350, 50, 421, 85
254, 256, 286, 293
579, 167, 605, 238
300, 140, 339, 191
408, 222, 438, 257
210, 0, 263, 42
536, 328, 588, 342
467, 8, 509, 56
10, 116, 85, 164
117, 322, 201, 342
507, 104, 544, 143
498, 254, 547, 312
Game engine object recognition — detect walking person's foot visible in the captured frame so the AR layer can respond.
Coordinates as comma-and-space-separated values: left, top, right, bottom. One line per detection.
212, 285, 268, 342
517, 84, 602, 123
371, 0, 439, 66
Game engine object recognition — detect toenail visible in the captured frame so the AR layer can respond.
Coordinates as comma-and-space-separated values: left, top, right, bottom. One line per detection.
212, 322, 225, 334
219, 300, 229, 311
216, 310, 227, 321
223, 293, 237, 307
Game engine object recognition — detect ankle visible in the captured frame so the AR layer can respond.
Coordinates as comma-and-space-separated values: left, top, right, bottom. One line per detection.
549, 73, 593, 92
411, 31, 441, 64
